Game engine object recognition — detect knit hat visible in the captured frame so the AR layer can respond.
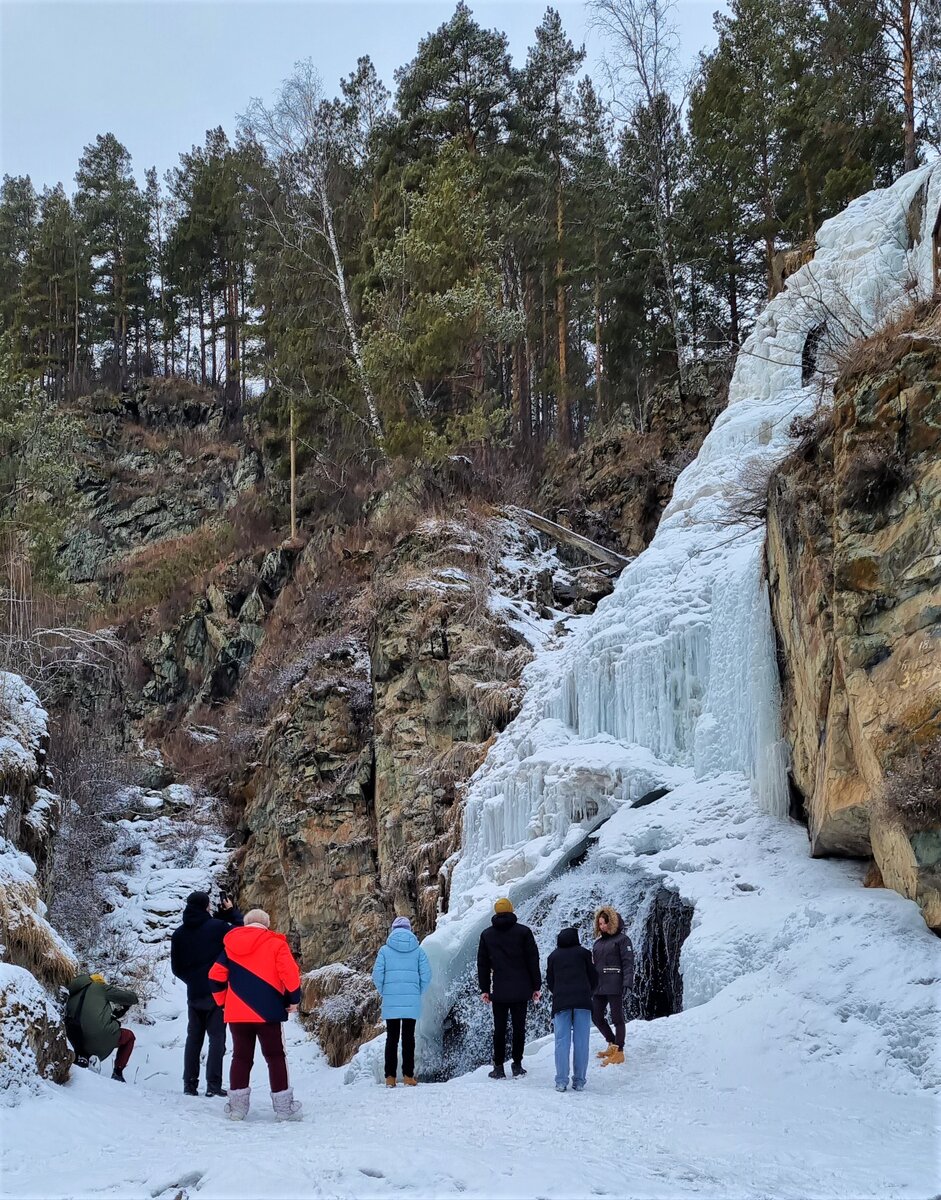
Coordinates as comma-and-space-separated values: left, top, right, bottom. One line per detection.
494, 898, 513, 914
391, 916, 412, 931
186, 891, 211, 910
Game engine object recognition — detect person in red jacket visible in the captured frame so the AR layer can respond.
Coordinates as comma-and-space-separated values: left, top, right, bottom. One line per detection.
208, 908, 302, 1121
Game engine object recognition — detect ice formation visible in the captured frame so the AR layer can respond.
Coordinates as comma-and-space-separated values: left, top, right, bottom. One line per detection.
419, 164, 941, 1067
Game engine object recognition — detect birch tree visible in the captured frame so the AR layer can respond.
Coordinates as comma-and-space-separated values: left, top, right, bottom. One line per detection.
243, 61, 385, 448
589, 0, 688, 390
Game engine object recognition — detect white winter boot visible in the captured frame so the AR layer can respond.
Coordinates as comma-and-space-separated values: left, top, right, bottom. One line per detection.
225, 1087, 251, 1121
271, 1087, 303, 1121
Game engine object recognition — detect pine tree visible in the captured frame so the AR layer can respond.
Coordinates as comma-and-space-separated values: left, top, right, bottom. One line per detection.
0, 176, 39, 344
517, 8, 585, 444
74, 134, 151, 389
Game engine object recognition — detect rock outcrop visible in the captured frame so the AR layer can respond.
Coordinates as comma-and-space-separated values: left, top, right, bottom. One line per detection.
61, 380, 262, 592
768, 326, 941, 928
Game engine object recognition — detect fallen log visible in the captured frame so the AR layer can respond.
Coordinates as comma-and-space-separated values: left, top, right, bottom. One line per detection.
504, 506, 631, 572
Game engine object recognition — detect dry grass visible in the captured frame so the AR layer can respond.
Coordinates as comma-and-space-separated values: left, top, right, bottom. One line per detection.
877, 738, 941, 834
833, 300, 941, 388
300, 965, 383, 1068
838, 445, 912, 513
101, 492, 277, 627
0, 874, 77, 990
472, 680, 524, 731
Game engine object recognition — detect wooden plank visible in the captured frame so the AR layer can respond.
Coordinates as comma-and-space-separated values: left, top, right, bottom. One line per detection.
505, 506, 631, 571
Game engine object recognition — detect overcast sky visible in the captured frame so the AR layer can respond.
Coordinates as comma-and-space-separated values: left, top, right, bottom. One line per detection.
1, 0, 723, 193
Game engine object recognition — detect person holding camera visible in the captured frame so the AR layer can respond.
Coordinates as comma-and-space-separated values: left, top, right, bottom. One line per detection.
170, 889, 243, 1097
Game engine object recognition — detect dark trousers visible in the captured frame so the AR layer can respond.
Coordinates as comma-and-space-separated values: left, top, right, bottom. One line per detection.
115, 1028, 135, 1070
492, 1000, 528, 1066
184, 997, 226, 1089
591, 994, 626, 1050
229, 1022, 288, 1092
384, 1018, 416, 1078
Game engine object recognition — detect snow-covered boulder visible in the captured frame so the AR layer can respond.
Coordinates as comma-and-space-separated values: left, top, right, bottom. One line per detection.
0, 674, 76, 1092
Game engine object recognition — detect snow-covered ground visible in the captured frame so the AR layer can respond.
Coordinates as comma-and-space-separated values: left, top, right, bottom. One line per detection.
4, 762, 937, 1198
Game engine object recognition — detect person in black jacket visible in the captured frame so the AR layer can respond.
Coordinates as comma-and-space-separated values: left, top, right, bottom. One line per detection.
546, 927, 598, 1092
170, 890, 242, 1096
477, 898, 541, 1079
591, 905, 635, 1066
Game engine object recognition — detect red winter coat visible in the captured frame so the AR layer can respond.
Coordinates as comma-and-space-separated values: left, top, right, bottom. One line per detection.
209, 925, 301, 1023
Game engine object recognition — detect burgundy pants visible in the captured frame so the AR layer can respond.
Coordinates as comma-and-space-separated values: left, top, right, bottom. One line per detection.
115, 1028, 135, 1070
229, 1022, 288, 1092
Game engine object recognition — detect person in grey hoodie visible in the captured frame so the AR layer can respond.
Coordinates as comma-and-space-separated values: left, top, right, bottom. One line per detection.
372, 916, 431, 1087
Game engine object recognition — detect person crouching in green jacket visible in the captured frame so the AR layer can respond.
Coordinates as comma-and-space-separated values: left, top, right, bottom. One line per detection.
65, 973, 139, 1082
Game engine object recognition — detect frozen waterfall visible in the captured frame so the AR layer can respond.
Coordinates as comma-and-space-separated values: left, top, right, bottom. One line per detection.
419, 164, 941, 1066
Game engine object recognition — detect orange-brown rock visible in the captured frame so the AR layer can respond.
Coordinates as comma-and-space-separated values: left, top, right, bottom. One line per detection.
768, 338, 941, 928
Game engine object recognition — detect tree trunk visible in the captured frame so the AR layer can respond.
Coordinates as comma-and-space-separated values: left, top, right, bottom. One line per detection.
593, 232, 603, 420
901, 0, 917, 172
198, 293, 206, 385
319, 179, 385, 448
555, 172, 571, 447
289, 399, 297, 541
209, 290, 218, 387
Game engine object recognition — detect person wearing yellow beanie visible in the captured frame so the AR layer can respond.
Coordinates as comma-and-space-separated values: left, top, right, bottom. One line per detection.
477, 898, 541, 1079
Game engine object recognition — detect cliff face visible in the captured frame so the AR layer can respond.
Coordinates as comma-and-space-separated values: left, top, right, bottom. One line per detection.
768, 330, 941, 928
230, 512, 593, 1062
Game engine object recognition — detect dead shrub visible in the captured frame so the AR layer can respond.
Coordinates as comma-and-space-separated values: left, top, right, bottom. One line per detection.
473, 680, 524, 731
787, 407, 836, 463
47, 711, 144, 954
833, 300, 940, 388
718, 456, 776, 529
838, 446, 912, 513
301, 965, 383, 1067
878, 739, 941, 834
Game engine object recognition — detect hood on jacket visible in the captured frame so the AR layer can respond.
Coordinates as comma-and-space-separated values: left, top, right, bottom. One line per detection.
68, 974, 93, 995
224, 925, 281, 956
491, 911, 518, 932
594, 906, 623, 939
386, 928, 420, 953
556, 927, 580, 948
181, 903, 212, 929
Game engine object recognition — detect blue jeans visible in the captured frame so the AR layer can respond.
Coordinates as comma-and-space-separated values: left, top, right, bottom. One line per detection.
553, 1008, 591, 1088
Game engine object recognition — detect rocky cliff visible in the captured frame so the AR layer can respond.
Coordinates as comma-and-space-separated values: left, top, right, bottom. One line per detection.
767, 313, 941, 928
33, 372, 725, 1067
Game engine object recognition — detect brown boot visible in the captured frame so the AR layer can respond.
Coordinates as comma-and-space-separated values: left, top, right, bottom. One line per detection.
385, 1076, 397, 1088
403, 1076, 418, 1086
596, 1044, 617, 1060
602, 1048, 625, 1066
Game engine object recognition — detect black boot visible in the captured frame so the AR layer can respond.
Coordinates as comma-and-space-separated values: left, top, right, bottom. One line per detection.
74, 1056, 89, 1069
488, 1065, 506, 1080
184, 1081, 199, 1096
205, 1085, 227, 1097
511, 1062, 526, 1078
111, 1067, 126, 1083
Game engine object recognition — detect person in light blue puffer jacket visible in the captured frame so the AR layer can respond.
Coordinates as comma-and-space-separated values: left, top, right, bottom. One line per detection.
372, 916, 431, 1087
